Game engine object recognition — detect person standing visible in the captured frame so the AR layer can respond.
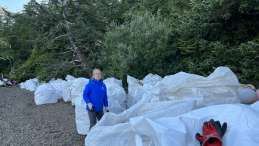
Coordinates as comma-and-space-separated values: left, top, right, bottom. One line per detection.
83, 68, 109, 129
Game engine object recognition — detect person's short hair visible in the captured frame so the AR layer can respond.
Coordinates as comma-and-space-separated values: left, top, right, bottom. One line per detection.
91, 68, 103, 77
92, 68, 102, 73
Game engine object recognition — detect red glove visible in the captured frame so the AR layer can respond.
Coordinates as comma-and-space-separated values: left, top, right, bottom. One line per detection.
195, 119, 227, 146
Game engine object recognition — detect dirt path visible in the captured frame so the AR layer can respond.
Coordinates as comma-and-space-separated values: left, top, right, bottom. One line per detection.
0, 87, 84, 146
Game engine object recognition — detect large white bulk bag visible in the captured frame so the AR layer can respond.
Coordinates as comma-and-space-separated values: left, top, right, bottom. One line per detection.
85, 103, 259, 146
62, 80, 75, 102
238, 87, 257, 104
34, 83, 60, 105
65, 75, 76, 81
251, 101, 259, 112
20, 78, 39, 91
48, 79, 68, 98
127, 76, 145, 107
75, 97, 90, 135
142, 73, 162, 90
104, 77, 127, 113
0, 80, 5, 86
71, 78, 89, 105
85, 67, 243, 146
152, 67, 240, 104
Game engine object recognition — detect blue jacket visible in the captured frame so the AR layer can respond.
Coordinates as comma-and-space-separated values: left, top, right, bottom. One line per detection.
83, 79, 108, 112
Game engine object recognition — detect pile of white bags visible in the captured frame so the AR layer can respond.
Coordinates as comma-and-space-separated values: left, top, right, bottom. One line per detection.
20, 66, 259, 145
85, 102, 259, 146
32, 75, 89, 105
20, 78, 39, 91
34, 83, 61, 105
85, 67, 243, 146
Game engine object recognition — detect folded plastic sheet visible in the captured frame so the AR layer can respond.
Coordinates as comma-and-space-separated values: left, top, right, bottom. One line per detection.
85, 67, 242, 146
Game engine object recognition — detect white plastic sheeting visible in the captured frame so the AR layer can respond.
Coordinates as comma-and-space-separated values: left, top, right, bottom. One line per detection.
0, 80, 5, 86
85, 67, 242, 146
142, 73, 162, 90
251, 101, 259, 112
75, 97, 90, 135
70, 78, 89, 105
85, 102, 259, 146
20, 78, 39, 91
62, 76, 76, 102
238, 87, 257, 104
34, 83, 61, 105
65, 75, 76, 81
72, 78, 89, 135
75, 77, 127, 135
127, 75, 144, 107
104, 78, 127, 113
49, 79, 69, 98
127, 74, 162, 107
150, 67, 240, 104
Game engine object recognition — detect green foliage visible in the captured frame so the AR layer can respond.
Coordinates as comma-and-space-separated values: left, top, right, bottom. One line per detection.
0, 0, 258, 87
103, 12, 177, 78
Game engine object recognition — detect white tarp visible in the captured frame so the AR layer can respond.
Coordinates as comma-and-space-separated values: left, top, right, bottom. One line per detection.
20, 78, 39, 91
62, 76, 76, 102
70, 78, 89, 105
238, 87, 257, 104
0, 80, 5, 86
142, 73, 162, 90
85, 67, 242, 146
34, 83, 61, 105
104, 77, 127, 113
75, 97, 90, 135
73, 78, 89, 135
65, 75, 76, 81
49, 79, 69, 98
127, 76, 144, 107
127, 74, 162, 107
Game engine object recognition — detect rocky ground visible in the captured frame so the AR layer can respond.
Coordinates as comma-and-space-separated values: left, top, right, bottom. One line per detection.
0, 87, 84, 146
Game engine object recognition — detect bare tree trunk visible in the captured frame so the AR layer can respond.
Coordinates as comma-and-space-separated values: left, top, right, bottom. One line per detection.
61, 0, 87, 68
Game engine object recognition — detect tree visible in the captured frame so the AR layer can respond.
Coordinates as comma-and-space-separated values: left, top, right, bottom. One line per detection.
103, 11, 177, 79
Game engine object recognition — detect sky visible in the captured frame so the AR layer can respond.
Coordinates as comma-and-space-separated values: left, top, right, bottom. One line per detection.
0, 0, 45, 13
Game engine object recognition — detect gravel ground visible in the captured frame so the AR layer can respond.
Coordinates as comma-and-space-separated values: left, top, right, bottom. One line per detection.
0, 87, 84, 146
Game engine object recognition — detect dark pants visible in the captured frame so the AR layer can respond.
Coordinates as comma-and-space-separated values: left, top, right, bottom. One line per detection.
88, 110, 104, 129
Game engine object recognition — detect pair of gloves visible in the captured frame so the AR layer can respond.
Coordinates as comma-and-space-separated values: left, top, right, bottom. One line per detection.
195, 119, 227, 146
87, 103, 109, 112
